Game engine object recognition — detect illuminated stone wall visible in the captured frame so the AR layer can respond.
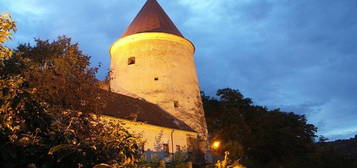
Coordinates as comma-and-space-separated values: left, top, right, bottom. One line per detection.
109, 32, 208, 151
102, 115, 197, 154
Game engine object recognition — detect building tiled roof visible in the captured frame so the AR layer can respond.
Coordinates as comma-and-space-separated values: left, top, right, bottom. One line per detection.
121, 0, 183, 37
103, 91, 194, 132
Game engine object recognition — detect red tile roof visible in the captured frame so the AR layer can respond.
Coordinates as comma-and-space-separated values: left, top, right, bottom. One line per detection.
103, 91, 195, 132
122, 0, 183, 37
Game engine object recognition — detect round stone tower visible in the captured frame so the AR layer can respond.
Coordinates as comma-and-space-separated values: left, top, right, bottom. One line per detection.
110, 0, 208, 154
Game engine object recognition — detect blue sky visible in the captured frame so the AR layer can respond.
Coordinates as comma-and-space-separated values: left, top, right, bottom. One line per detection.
1, 0, 357, 140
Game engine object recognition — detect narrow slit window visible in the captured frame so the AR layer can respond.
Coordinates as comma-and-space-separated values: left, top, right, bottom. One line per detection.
186, 136, 194, 152
141, 142, 145, 152
174, 101, 179, 108
128, 57, 135, 65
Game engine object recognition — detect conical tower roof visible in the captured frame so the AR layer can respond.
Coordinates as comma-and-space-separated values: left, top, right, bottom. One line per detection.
122, 0, 183, 37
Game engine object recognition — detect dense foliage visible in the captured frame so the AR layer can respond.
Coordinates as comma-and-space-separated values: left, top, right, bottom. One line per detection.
314, 136, 357, 168
2, 13, 356, 168
203, 88, 357, 168
0, 14, 140, 168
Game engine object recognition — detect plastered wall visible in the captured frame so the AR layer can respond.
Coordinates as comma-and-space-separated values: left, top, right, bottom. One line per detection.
103, 116, 197, 154
110, 33, 208, 146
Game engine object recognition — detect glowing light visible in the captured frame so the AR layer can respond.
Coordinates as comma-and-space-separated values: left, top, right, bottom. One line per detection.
110, 32, 195, 56
212, 140, 221, 150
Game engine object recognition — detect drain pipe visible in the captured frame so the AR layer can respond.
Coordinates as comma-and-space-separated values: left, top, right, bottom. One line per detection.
171, 129, 175, 161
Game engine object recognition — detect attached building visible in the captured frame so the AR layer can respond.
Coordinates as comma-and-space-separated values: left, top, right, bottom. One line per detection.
102, 0, 209, 163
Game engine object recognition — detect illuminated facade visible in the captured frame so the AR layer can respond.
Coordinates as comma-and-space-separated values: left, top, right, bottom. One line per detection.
105, 0, 209, 163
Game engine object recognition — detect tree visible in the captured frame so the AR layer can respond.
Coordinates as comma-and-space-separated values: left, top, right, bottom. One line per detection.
314, 136, 357, 168
203, 88, 318, 168
0, 14, 141, 168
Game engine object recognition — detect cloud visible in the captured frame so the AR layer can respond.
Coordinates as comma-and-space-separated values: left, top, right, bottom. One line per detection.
6, 0, 48, 16
1, 0, 357, 140
176, 0, 357, 140
1, 0, 145, 77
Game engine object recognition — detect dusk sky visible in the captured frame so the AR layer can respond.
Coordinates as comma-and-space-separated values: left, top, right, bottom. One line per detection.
1, 0, 357, 140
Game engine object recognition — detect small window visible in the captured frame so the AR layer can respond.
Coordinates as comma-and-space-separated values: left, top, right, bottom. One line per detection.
176, 145, 181, 152
186, 136, 194, 152
141, 143, 145, 152
154, 77, 159, 81
163, 144, 169, 153
128, 57, 135, 65
174, 101, 179, 108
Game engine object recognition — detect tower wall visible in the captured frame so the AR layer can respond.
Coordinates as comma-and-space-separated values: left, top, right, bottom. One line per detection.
110, 32, 208, 146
